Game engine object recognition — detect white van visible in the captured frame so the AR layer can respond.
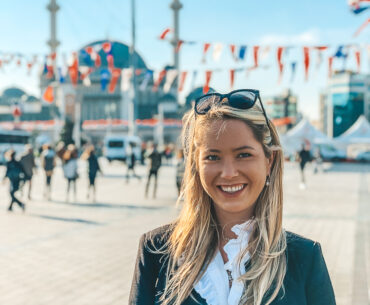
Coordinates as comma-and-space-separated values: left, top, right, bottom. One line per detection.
103, 135, 142, 162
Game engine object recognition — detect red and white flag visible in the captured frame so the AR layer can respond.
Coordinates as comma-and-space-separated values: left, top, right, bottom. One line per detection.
164, 70, 178, 92
277, 47, 284, 83
253, 46, 260, 67
109, 68, 121, 93
213, 43, 224, 62
230, 69, 235, 89
303, 47, 310, 81
121, 68, 133, 92
178, 71, 188, 92
153, 69, 167, 92
203, 70, 212, 94
159, 28, 172, 40
202, 43, 211, 63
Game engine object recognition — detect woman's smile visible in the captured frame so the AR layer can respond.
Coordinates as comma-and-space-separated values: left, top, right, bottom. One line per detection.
217, 183, 247, 196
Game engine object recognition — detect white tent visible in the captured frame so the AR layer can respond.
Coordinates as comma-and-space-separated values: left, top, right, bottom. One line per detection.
281, 118, 332, 157
335, 115, 370, 144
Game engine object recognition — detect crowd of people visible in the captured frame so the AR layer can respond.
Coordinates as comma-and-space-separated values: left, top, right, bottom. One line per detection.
1, 140, 186, 212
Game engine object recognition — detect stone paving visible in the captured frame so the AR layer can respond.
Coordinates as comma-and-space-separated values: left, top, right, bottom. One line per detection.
0, 159, 368, 305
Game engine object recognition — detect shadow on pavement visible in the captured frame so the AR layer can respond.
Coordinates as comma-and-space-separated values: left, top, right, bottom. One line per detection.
51, 200, 169, 211
30, 214, 104, 225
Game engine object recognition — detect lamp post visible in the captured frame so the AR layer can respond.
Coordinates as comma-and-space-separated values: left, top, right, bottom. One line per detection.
170, 0, 183, 102
128, 0, 137, 136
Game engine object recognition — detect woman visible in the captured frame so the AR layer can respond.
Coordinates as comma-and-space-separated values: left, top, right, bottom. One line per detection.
81, 145, 101, 201
129, 89, 336, 305
63, 144, 79, 201
41, 144, 56, 200
3, 150, 25, 212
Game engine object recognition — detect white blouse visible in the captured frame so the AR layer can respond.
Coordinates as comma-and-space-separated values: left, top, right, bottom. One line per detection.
194, 219, 254, 305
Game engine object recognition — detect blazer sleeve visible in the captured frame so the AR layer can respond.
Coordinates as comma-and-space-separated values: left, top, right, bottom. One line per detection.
305, 243, 336, 305
129, 233, 158, 305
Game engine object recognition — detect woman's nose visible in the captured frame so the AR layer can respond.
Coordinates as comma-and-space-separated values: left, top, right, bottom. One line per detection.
220, 159, 238, 179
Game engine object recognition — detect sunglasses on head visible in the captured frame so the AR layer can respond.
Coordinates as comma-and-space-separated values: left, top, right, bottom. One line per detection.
194, 89, 271, 129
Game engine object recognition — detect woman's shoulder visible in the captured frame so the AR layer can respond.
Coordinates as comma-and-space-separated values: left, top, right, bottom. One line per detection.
140, 223, 174, 250
285, 230, 325, 270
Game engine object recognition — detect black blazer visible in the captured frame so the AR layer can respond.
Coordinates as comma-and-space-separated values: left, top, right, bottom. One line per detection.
129, 225, 336, 305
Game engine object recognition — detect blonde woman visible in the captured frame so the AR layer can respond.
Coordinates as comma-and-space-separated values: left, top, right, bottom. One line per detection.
129, 89, 336, 305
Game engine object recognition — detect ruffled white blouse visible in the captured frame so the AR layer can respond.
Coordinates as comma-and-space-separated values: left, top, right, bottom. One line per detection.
194, 219, 254, 305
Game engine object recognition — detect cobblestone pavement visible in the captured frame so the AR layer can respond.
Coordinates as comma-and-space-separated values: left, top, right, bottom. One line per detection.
0, 159, 368, 305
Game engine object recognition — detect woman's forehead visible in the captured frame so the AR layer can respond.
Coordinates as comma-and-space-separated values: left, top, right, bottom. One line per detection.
197, 119, 260, 149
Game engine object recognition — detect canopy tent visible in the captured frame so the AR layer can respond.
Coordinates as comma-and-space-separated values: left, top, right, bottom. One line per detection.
281, 118, 332, 157
335, 115, 370, 145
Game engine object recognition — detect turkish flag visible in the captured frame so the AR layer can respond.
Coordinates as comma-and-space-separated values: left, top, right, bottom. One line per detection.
43, 86, 54, 103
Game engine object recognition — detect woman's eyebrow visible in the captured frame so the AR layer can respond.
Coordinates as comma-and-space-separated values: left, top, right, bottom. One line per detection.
233, 145, 256, 152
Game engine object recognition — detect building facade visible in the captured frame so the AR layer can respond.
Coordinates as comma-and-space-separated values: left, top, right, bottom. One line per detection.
321, 71, 370, 138
264, 89, 298, 133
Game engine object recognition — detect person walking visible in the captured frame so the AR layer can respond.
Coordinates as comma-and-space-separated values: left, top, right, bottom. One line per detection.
126, 142, 141, 183
40, 144, 56, 200
129, 89, 336, 305
20, 145, 36, 199
3, 150, 25, 212
81, 145, 101, 201
144, 143, 162, 199
175, 149, 185, 196
62, 144, 79, 202
297, 143, 311, 189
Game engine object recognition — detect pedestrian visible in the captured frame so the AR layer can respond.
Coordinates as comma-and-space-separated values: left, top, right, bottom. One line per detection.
297, 142, 311, 189
175, 149, 185, 196
313, 147, 323, 174
19, 144, 36, 200
140, 142, 147, 165
62, 144, 79, 202
3, 150, 25, 212
130, 89, 336, 305
126, 142, 141, 183
81, 145, 101, 201
40, 144, 56, 200
144, 143, 162, 199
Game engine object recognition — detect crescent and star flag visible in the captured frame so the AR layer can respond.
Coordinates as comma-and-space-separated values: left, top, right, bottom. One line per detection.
230, 69, 235, 89
43, 86, 54, 103
178, 71, 188, 92
108, 68, 121, 93
203, 71, 212, 94
176, 40, 184, 53
277, 47, 285, 83
253, 46, 260, 67
153, 69, 167, 92
202, 43, 211, 63
159, 28, 172, 40
303, 47, 310, 81
328, 57, 334, 78
68, 53, 79, 87
230, 44, 237, 61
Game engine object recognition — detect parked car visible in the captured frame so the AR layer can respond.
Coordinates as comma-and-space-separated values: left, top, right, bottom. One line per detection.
355, 151, 370, 163
103, 135, 141, 162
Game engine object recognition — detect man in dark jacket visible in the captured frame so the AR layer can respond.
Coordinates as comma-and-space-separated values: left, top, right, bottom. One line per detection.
145, 143, 162, 199
4, 150, 26, 212
20, 145, 36, 199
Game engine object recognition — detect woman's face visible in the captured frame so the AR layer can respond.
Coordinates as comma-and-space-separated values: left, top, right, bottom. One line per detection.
197, 119, 272, 222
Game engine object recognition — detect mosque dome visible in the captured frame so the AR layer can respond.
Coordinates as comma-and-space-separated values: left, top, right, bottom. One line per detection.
79, 40, 148, 70
2, 87, 26, 99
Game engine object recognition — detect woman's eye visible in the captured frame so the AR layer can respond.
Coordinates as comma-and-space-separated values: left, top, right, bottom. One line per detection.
205, 155, 219, 161
238, 152, 251, 158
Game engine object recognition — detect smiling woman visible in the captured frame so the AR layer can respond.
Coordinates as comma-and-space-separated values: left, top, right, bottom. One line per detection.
129, 89, 336, 305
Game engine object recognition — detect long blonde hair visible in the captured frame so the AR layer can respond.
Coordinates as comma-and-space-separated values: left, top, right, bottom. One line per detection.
159, 102, 287, 305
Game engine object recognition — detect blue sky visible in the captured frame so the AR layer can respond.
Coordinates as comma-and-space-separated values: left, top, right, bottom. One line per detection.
0, 0, 369, 120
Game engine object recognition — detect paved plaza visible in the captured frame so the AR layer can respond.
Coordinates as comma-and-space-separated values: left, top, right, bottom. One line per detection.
0, 159, 369, 305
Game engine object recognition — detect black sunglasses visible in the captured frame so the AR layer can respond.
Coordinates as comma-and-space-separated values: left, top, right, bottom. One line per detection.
194, 89, 271, 129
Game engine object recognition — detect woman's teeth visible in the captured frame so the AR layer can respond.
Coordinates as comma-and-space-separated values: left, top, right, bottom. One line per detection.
220, 184, 245, 193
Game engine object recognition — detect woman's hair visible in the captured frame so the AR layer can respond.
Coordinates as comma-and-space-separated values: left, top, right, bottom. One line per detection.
159, 101, 287, 305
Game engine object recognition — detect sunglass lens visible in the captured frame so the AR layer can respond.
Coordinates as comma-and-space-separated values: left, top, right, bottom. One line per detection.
229, 91, 256, 109
196, 95, 220, 114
